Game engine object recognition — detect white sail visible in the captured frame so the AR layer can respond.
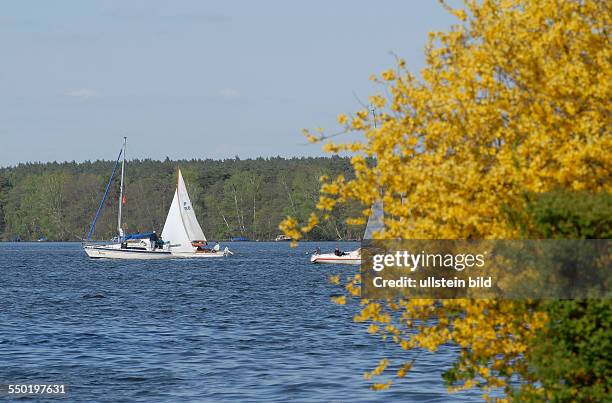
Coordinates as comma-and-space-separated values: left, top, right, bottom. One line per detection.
177, 170, 207, 242
363, 199, 384, 239
161, 190, 194, 252
160, 169, 233, 258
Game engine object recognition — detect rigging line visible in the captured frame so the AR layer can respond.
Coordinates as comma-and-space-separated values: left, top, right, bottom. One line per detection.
85, 149, 123, 241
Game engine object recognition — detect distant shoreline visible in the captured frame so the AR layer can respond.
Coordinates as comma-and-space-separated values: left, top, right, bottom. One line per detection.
0, 156, 364, 244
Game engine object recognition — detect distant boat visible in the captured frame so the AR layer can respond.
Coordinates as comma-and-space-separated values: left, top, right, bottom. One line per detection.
274, 234, 291, 242
310, 247, 361, 265
161, 169, 232, 258
37, 237, 47, 242
310, 200, 383, 265
230, 236, 250, 242
83, 138, 172, 259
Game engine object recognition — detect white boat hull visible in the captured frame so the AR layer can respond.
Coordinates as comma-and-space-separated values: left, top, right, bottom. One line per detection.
84, 244, 173, 259
310, 250, 361, 265
170, 246, 233, 258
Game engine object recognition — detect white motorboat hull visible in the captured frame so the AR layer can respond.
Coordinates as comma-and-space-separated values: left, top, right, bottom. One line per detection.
83, 244, 173, 259
310, 250, 361, 265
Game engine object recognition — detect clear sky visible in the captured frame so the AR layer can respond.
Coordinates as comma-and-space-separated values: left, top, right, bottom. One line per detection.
0, 0, 458, 166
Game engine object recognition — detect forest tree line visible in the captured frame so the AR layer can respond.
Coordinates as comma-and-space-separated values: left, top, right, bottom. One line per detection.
0, 156, 364, 241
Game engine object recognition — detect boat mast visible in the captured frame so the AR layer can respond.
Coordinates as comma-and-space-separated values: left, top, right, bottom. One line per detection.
117, 137, 127, 239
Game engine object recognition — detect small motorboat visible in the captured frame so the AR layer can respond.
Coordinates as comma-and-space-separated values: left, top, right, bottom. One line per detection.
309, 199, 384, 266
310, 248, 361, 265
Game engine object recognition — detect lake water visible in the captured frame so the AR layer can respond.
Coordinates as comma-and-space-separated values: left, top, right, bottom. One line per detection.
0, 242, 482, 402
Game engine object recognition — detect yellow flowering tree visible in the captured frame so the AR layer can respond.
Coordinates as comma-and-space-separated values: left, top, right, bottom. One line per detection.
281, 0, 611, 398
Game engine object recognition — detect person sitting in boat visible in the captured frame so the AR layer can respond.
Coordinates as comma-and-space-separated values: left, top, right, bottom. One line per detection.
196, 242, 220, 253
334, 246, 342, 256
195, 241, 213, 253
149, 231, 159, 250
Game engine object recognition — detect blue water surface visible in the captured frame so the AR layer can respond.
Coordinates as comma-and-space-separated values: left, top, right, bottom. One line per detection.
0, 242, 483, 402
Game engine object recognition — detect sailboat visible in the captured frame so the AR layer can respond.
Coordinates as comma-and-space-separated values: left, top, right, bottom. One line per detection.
161, 169, 232, 258
310, 200, 384, 265
83, 138, 172, 259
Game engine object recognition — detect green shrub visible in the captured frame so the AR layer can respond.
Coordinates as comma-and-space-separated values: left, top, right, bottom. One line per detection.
513, 191, 611, 402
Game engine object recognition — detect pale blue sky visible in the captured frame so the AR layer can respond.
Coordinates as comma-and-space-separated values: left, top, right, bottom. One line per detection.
0, 1, 458, 166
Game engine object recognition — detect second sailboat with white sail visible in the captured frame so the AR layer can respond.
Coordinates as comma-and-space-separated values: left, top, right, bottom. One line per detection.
161, 169, 232, 258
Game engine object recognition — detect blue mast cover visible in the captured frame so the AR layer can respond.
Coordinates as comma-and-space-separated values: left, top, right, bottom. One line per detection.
123, 232, 155, 240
